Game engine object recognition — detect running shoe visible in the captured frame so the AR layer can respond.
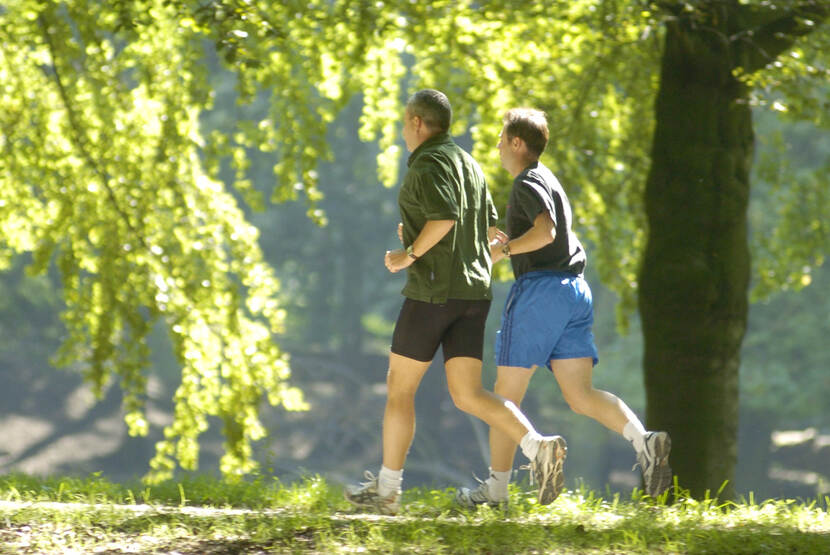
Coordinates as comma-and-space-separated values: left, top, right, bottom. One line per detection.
344, 470, 401, 515
455, 474, 508, 509
636, 431, 672, 497
526, 435, 567, 505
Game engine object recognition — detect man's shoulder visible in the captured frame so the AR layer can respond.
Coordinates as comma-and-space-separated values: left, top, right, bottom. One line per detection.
406, 154, 448, 187
410, 138, 453, 164
410, 140, 482, 177
419, 137, 465, 160
458, 146, 484, 173
518, 163, 562, 193
432, 140, 484, 178
523, 161, 555, 182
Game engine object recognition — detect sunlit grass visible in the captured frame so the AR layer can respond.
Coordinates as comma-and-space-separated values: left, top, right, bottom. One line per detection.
1, 472, 828, 553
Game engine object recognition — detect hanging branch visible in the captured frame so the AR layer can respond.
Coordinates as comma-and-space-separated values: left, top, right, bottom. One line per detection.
37, 10, 146, 249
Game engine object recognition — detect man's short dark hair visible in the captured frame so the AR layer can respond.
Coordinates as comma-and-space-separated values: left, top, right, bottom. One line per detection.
407, 89, 452, 134
503, 108, 549, 157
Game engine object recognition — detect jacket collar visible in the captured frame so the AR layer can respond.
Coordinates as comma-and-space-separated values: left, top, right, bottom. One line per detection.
407, 132, 452, 167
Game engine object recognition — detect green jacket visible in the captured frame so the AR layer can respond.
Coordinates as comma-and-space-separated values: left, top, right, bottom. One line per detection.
398, 133, 498, 303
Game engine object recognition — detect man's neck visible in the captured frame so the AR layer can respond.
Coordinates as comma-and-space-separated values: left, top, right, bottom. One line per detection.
412, 130, 442, 151
509, 156, 538, 178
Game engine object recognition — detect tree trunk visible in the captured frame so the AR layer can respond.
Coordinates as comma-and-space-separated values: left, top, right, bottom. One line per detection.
638, 16, 752, 499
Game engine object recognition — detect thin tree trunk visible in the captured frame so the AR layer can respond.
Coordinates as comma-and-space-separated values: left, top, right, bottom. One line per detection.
638, 15, 752, 499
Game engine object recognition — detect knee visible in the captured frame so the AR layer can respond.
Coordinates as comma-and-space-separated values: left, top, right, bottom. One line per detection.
386, 389, 414, 407
449, 387, 482, 415
562, 391, 590, 415
386, 377, 416, 405
450, 391, 474, 414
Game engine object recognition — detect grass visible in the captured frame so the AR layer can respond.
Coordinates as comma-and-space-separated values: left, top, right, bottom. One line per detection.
1, 473, 828, 553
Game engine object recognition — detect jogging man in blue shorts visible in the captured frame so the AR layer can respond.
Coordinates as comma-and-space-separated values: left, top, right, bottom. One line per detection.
345, 91, 567, 515
457, 108, 672, 508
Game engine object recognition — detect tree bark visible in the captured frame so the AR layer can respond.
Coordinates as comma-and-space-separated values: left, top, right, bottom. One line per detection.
639, 13, 752, 499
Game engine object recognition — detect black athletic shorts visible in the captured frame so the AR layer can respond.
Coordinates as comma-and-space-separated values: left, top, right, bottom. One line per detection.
391, 298, 491, 362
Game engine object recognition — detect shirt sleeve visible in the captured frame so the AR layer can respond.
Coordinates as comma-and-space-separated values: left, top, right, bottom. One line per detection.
515, 176, 556, 226
417, 166, 460, 220
486, 187, 498, 227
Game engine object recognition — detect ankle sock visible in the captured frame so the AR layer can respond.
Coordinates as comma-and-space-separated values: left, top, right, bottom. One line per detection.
486, 468, 511, 500
623, 421, 647, 453
519, 431, 544, 461
378, 466, 403, 497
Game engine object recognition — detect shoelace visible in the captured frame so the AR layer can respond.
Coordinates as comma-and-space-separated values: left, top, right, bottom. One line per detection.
461, 472, 508, 506
631, 448, 649, 472
518, 463, 534, 486
358, 470, 378, 488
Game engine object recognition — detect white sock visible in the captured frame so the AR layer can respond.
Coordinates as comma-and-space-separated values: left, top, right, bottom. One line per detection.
623, 421, 647, 453
378, 466, 403, 497
519, 431, 545, 461
486, 468, 511, 500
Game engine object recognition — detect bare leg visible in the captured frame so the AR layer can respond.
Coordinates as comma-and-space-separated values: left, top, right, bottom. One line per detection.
448, 358, 566, 506
552, 357, 641, 434
489, 365, 536, 472
444, 357, 540, 444
382, 352, 430, 470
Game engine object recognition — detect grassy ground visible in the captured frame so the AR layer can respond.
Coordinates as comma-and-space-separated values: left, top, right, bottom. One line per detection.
1, 473, 828, 554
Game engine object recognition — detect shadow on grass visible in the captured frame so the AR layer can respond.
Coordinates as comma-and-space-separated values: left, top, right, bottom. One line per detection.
96, 508, 830, 554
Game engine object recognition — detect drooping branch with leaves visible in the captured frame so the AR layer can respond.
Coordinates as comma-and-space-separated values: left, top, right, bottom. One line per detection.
1, 1, 310, 480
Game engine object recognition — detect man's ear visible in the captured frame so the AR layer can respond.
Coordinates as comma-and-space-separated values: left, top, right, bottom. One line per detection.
511, 136, 523, 151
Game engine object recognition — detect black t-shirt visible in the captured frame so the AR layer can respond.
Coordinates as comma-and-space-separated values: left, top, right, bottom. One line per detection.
506, 161, 586, 278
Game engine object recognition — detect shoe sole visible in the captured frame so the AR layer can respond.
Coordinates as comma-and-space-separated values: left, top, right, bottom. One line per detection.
536, 436, 567, 505
645, 432, 672, 497
344, 490, 399, 516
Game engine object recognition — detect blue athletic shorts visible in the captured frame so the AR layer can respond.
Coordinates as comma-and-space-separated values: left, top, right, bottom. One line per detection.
495, 270, 599, 370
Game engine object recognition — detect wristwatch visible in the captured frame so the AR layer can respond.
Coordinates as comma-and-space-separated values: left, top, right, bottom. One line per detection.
406, 244, 418, 260
501, 242, 511, 258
